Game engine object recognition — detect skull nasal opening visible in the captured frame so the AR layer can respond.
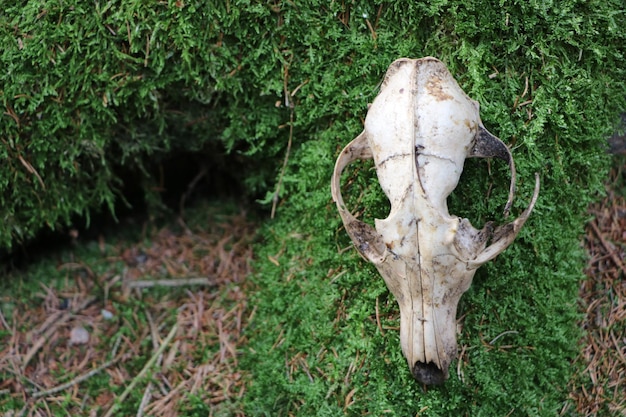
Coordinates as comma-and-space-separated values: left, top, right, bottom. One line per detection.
412, 361, 446, 385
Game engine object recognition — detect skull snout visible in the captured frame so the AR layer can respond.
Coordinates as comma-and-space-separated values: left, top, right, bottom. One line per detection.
412, 361, 447, 385
397, 299, 460, 386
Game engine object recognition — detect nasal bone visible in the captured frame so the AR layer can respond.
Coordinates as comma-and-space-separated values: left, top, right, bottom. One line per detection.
412, 361, 447, 385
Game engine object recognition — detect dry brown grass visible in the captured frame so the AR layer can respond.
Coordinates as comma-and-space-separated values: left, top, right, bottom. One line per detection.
0, 208, 255, 416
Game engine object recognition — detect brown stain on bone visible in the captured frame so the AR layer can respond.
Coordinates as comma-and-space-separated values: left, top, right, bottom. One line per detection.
464, 119, 477, 131
426, 76, 453, 101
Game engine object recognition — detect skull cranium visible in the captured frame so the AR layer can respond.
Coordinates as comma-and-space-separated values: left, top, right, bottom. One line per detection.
331, 57, 540, 385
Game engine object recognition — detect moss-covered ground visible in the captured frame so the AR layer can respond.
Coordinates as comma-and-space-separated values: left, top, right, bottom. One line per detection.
1, 160, 624, 416
1, 1, 625, 415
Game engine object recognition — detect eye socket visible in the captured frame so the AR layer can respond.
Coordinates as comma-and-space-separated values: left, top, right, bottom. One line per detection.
340, 158, 391, 224
447, 158, 511, 226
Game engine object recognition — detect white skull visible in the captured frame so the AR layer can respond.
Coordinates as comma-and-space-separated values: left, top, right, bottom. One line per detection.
331, 57, 540, 385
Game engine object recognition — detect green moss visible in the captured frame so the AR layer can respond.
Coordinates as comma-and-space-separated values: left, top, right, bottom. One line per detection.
239, 1, 625, 415
2, 0, 625, 414
0, 0, 286, 248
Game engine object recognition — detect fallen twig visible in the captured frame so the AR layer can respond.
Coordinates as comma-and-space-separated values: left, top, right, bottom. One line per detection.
125, 277, 213, 289
589, 219, 625, 272
32, 356, 121, 398
271, 64, 297, 219
22, 296, 96, 370
137, 382, 153, 417
375, 297, 384, 336
103, 324, 178, 417
489, 330, 519, 345
271, 108, 293, 219
0, 307, 12, 335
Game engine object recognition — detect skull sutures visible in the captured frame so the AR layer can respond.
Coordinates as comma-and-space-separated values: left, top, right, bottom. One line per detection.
331, 57, 540, 385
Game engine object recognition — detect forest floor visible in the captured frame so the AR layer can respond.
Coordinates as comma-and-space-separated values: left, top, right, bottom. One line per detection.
0, 201, 256, 416
0, 165, 624, 416
566, 162, 626, 416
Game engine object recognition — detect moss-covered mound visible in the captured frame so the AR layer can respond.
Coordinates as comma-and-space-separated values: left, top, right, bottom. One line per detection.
235, 1, 625, 416
1, 0, 287, 248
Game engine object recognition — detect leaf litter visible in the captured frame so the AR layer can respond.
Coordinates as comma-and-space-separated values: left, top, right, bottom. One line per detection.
0, 206, 256, 416
565, 164, 626, 416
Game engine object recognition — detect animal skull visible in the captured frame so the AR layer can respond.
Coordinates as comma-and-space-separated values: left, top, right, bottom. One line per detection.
331, 57, 540, 385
